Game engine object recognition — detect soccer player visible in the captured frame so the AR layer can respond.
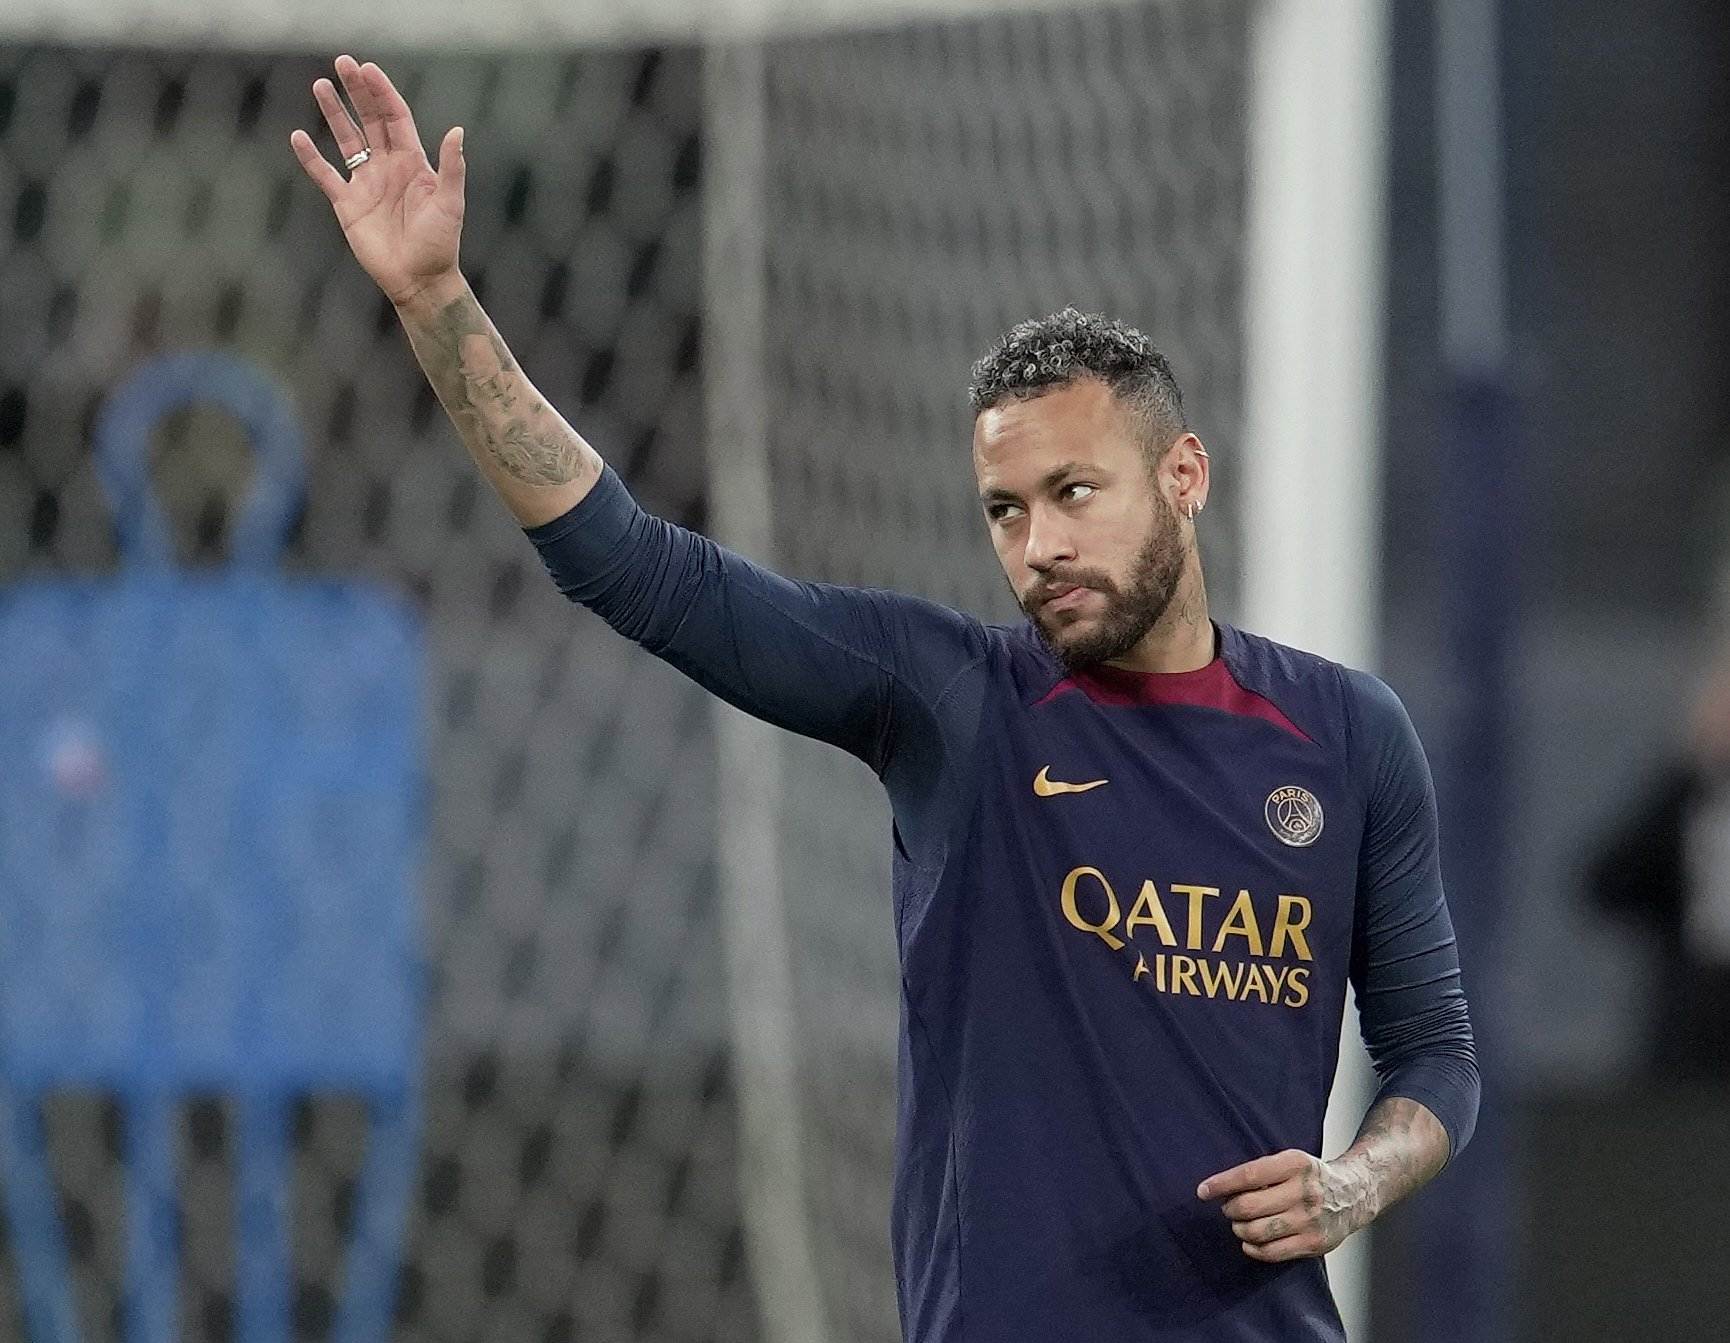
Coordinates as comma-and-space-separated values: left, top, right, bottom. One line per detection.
294, 56, 1478, 1341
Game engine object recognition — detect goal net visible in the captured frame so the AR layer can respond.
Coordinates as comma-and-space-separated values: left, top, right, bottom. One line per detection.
746, 9, 1251, 1336
0, 3, 1267, 1340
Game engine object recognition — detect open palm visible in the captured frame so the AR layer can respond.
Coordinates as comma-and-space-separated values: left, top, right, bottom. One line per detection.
290, 56, 466, 307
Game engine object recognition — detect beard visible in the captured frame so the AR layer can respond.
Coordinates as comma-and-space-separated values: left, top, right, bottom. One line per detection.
1020, 501, 1188, 672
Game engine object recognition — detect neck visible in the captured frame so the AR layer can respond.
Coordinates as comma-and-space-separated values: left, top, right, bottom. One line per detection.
1105, 555, 1213, 674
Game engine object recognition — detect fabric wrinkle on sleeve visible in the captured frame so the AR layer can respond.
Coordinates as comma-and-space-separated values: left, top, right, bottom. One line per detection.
1344, 668, 1481, 1163
523, 464, 990, 790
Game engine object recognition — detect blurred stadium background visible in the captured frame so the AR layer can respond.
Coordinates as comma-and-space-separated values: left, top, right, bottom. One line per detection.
0, 0, 1725, 1340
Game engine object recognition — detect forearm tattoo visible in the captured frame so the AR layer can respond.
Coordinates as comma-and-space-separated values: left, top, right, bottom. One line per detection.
1339, 1096, 1450, 1230
414, 291, 589, 489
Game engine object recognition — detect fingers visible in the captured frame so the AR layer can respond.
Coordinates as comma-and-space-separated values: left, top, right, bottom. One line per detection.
1231, 1211, 1302, 1246
311, 56, 425, 172
289, 128, 346, 204
1197, 1149, 1310, 1201
436, 126, 466, 201
1239, 1231, 1318, 1264
1218, 1175, 1305, 1223
1232, 1200, 1329, 1260
365, 62, 423, 155
313, 76, 366, 162
336, 53, 389, 152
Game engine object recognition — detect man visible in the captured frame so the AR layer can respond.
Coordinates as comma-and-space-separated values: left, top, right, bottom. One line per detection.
293, 56, 1478, 1341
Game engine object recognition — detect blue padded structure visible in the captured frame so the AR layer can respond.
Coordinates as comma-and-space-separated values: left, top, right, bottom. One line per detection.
0, 352, 425, 1343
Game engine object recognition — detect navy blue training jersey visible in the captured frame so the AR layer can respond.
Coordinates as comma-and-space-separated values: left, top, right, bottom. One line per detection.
529, 466, 1479, 1343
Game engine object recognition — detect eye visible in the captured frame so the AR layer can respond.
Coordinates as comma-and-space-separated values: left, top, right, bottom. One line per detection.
985, 501, 1025, 523
1061, 482, 1097, 504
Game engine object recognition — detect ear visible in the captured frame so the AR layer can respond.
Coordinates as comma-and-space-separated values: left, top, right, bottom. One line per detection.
1165, 432, 1211, 518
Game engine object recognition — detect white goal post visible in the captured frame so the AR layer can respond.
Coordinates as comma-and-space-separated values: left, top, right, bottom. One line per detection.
1242, 2, 1388, 1338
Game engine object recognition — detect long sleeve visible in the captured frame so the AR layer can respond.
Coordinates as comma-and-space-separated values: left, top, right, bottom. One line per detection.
1344, 668, 1481, 1162
523, 464, 990, 780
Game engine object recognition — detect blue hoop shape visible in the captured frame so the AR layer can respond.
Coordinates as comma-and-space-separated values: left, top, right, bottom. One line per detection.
94, 351, 305, 572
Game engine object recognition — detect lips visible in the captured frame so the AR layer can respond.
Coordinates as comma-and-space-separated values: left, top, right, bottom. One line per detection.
1042, 584, 1092, 611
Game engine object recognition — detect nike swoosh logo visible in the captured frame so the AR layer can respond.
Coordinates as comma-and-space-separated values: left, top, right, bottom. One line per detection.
1033, 765, 1109, 797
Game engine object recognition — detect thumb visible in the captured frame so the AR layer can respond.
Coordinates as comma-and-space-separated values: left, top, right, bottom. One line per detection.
436, 126, 466, 202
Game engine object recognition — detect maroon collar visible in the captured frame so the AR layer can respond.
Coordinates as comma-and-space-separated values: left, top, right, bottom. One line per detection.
1035, 655, 1312, 743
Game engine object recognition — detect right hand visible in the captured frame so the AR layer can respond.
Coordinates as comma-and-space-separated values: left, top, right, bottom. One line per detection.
290, 55, 466, 308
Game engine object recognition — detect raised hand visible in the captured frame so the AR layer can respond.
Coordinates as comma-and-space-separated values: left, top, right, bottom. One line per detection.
290, 55, 466, 307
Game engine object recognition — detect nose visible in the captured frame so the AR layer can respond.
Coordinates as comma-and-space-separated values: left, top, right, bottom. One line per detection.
1023, 504, 1076, 574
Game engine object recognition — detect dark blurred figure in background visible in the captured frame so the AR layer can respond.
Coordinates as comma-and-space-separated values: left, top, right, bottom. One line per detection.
1587, 583, 1730, 1080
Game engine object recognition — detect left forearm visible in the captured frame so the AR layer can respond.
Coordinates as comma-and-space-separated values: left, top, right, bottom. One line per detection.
1329, 1096, 1451, 1234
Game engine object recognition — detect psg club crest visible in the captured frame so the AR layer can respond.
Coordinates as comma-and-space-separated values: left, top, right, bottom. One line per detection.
1265, 785, 1324, 848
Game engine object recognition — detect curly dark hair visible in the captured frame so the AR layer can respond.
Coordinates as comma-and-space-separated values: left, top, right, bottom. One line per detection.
968, 307, 1187, 454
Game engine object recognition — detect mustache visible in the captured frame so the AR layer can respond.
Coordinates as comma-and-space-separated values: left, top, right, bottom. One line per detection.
1022, 569, 1119, 611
